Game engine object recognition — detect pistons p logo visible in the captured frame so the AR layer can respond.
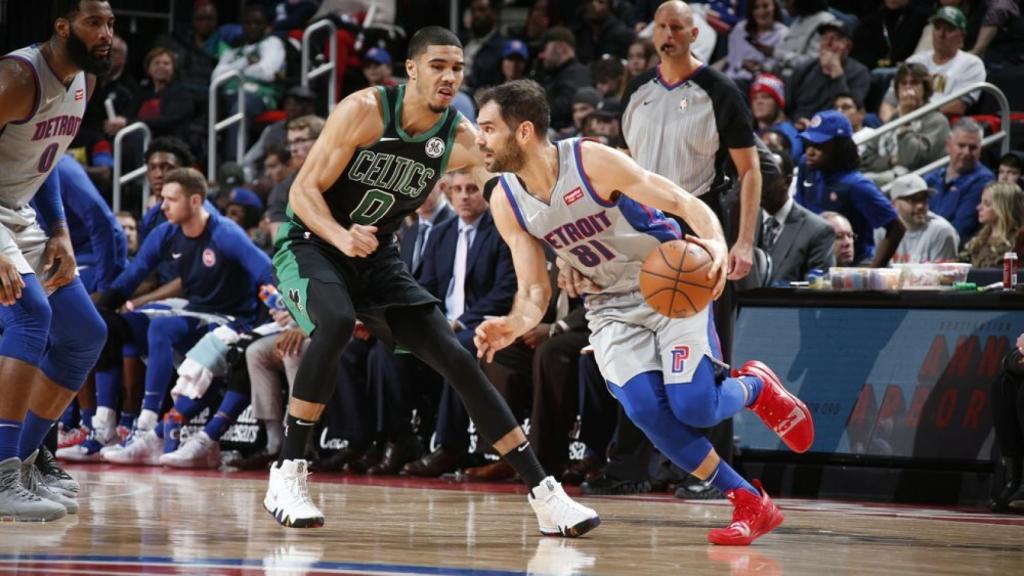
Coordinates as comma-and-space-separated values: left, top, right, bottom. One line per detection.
670, 345, 690, 373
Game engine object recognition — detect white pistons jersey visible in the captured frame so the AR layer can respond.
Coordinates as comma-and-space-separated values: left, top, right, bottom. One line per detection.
0, 44, 86, 219
498, 138, 681, 295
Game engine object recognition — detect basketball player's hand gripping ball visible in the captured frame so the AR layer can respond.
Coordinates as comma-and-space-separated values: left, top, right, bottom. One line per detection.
639, 235, 726, 318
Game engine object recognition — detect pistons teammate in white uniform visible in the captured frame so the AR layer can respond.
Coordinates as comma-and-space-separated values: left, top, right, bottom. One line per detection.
473, 80, 815, 545
0, 0, 113, 521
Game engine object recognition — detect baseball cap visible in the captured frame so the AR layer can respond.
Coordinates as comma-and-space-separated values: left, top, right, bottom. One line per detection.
931, 6, 967, 31
798, 110, 853, 144
285, 85, 317, 102
501, 39, 529, 60
592, 97, 621, 119
817, 19, 853, 39
572, 87, 601, 107
228, 187, 264, 211
540, 26, 576, 49
217, 161, 245, 188
363, 47, 392, 66
749, 73, 785, 110
889, 174, 935, 200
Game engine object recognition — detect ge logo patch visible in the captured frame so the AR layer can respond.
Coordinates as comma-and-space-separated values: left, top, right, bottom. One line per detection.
670, 345, 690, 373
425, 137, 445, 158
202, 248, 216, 267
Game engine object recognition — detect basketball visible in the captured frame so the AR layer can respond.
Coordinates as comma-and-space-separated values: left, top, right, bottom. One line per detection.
639, 239, 716, 318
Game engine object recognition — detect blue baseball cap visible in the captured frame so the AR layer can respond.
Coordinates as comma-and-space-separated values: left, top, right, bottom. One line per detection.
363, 47, 392, 66
228, 187, 263, 211
799, 110, 853, 144
501, 39, 529, 61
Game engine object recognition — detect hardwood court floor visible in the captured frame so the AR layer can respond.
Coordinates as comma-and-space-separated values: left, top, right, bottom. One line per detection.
1, 464, 1022, 575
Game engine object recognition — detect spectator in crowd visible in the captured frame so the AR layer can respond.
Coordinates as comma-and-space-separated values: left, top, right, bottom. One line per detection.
626, 37, 657, 80
878, 174, 960, 264
362, 47, 397, 87
581, 98, 623, 148
508, 0, 552, 59
762, 128, 793, 157
402, 170, 517, 477
957, 0, 1024, 62
558, 87, 601, 140
574, 0, 636, 63
211, 5, 287, 160
862, 63, 951, 186
795, 110, 904, 266
759, 150, 835, 283
116, 211, 139, 257
997, 151, 1024, 186
851, 0, 930, 69
724, 0, 787, 83
924, 117, 995, 243
879, 7, 986, 122
774, 0, 838, 70
156, 1, 232, 110
592, 55, 626, 99
253, 147, 291, 200
464, 0, 506, 91
537, 26, 593, 133
500, 39, 530, 83
243, 85, 317, 182
269, 0, 318, 32
833, 92, 876, 156
266, 115, 324, 238
788, 20, 870, 128
73, 34, 139, 190
225, 188, 265, 237
821, 211, 856, 266
105, 47, 193, 142
750, 73, 802, 160
990, 332, 1024, 513
960, 181, 1024, 267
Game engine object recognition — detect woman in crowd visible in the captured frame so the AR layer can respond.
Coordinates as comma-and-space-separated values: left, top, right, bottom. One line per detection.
724, 0, 787, 83
961, 181, 1024, 267
749, 73, 802, 159
104, 47, 194, 142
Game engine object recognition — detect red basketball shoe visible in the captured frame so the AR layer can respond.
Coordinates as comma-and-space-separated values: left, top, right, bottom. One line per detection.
707, 480, 784, 546
735, 361, 814, 453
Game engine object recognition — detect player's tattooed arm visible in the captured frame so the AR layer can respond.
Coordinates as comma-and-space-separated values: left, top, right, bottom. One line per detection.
0, 58, 36, 128
289, 87, 383, 258
579, 140, 728, 299
474, 190, 551, 363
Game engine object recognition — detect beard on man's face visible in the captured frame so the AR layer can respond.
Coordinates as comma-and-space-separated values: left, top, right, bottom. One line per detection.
487, 134, 526, 173
66, 28, 112, 76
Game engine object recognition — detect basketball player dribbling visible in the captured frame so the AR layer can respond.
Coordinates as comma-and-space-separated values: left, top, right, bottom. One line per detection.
265, 26, 599, 536
473, 80, 815, 545
0, 0, 113, 521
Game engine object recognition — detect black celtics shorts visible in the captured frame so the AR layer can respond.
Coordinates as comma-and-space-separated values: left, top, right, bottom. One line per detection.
272, 228, 438, 342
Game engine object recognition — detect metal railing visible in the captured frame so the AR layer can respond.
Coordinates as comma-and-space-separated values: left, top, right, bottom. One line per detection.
301, 19, 338, 112
853, 82, 1010, 192
207, 70, 247, 182
112, 121, 151, 213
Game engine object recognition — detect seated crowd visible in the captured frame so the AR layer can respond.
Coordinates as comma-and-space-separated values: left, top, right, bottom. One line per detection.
43, 0, 1024, 508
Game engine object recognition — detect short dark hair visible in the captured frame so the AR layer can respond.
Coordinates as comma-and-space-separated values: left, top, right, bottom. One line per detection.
52, 0, 96, 20
163, 167, 208, 198
833, 92, 863, 110
407, 26, 462, 60
265, 146, 291, 165
145, 137, 194, 167
592, 56, 625, 85
476, 79, 551, 136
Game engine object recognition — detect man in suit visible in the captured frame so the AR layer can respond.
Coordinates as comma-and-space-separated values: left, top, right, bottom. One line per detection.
760, 152, 836, 285
350, 180, 458, 475
401, 170, 518, 477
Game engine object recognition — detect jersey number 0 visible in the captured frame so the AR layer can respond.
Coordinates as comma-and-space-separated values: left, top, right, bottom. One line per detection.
349, 189, 396, 225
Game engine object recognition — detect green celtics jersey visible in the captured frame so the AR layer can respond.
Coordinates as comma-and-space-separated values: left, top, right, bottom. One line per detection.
310, 84, 461, 240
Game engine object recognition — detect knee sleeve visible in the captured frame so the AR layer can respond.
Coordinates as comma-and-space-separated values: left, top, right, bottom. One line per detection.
0, 274, 51, 366
290, 279, 356, 405
40, 279, 107, 391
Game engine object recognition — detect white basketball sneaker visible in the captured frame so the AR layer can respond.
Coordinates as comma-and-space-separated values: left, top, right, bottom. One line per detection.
159, 431, 221, 469
21, 451, 78, 514
0, 457, 67, 522
57, 425, 118, 462
265, 459, 324, 528
528, 476, 601, 537
103, 429, 163, 466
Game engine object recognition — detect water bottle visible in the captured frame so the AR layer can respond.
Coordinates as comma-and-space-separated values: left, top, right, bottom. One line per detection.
259, 285, 287, 311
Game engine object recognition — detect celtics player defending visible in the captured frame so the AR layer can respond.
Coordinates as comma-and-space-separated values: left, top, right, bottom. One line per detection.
0, 0, 113, 521
473, 81, 815, 545
265, 27, 599, 536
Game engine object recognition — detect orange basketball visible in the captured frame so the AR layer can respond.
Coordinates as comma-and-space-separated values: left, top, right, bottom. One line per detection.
639, 239, 716, 318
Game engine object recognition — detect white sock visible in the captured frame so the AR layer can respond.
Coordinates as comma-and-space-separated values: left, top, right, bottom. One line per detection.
94, 407, 116, 431
264, 419, 283, 454
137, 409, 159, 431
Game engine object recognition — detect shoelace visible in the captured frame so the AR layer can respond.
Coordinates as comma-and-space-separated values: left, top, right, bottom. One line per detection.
36, 449, 71, 480
285, 468, 313, 503
0, 468, 44, 501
